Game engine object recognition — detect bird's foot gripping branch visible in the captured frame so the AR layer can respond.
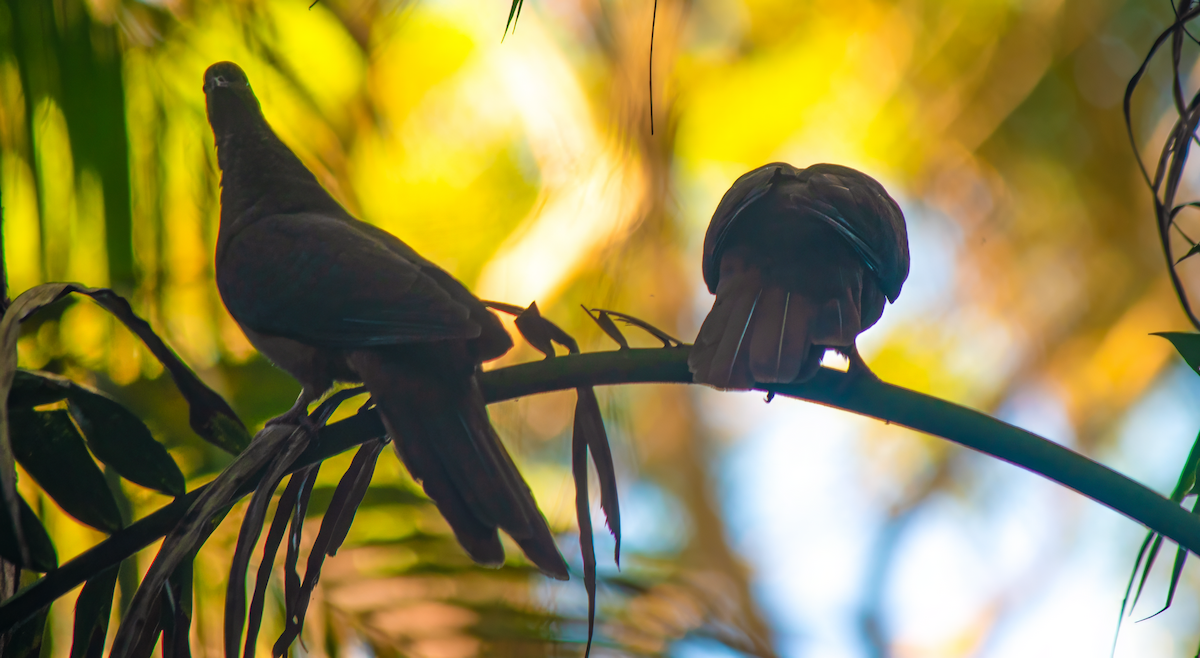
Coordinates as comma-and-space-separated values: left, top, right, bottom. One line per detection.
5, 282, 1200, 655
0, 283, 640, 656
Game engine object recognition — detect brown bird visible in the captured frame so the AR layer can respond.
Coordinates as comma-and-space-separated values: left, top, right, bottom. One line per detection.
689, 162, 909, 389
203, 61, 568, 579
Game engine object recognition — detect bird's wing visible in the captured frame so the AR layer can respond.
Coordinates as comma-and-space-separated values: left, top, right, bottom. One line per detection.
777, 167, 909, 302
703, 163, 909, 302
703, 163, 802, 292
352, 220, 514, 360
217, 212, 480, 348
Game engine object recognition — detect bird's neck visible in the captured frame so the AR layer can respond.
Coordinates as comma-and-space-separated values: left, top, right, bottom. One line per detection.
214, 124, 345, 236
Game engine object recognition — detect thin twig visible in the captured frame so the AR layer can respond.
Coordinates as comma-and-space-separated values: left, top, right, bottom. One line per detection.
649, 0, 658, 136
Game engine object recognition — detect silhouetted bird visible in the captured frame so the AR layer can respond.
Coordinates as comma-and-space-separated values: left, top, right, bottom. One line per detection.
689, 162, 909, 389
203, 61, 568, 579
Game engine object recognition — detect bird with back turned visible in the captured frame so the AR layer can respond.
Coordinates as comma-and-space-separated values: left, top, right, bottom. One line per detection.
689, 162, 910, 389
202, 61, 568, 580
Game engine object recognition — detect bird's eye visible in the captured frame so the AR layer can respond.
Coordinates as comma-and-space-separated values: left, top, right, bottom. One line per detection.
215, 75, 227, 85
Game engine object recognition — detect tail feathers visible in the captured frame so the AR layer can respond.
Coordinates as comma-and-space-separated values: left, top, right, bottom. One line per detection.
350, 352, 569, 580
691, 279, 861, 388
388, 434, 506, 567
689, 272, 761, 389
450, 383, 567, 579
747, 288, 811, 383
809, 289, 862, 347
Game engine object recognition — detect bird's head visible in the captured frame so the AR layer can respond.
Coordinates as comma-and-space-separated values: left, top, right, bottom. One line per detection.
203, 61, 265, 138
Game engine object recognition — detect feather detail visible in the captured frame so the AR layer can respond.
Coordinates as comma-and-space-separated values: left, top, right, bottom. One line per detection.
810, 282, 862, 347
348, 351, 568, 580
689, 271, 762, 389
749, 288, 821, 383
776, 292, 790, 375
727, 289, 761, 384
746, 288, 787, 382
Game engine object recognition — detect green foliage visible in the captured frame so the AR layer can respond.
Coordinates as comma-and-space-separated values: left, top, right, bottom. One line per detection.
68, 565, 118, 658
67, 390, 185, 497
1155, 332, 1200, 377
7, 0, 1200, 655
1118, 332, 1200, 650
0, 493, 56, 572
10, 408, 123, 533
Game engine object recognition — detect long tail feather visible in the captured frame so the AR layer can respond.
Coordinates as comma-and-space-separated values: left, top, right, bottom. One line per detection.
747, 288, 788, 382
689, 272, 762, 389
349, 351, 569, 579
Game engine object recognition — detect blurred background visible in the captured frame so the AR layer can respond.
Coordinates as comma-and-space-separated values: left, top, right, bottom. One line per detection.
4, 0, 1200, 655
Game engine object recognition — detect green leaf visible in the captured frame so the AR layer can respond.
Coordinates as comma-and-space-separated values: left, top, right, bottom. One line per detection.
0, 492, 58, 572
70, 565, 119, 658
207, 412, 252, 455
9, 370, 73, 409
1153, 332, 1200, 374
68, 391, 185, 497
8, 369, 185, 496
1170, 428, 1200, 499
10, 409, 123, 533
503, 0, 524, 39
5, 604, 49, 658
0, 284, 243, 568
161, 558, 194, 658
1175, 240, 1200, 265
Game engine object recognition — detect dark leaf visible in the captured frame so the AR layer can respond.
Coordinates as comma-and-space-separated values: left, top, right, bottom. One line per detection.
540, 315, 579, 354
323, 439, 385, 556
10, 409, 123, 533
3, 604, 48, 658
486, 300, 580, 355
225, 427, 312, 658
583, 307, 630, 350
68, 390, 185, 497
275, 440, 384, 655
0, 284, 80, 566
1139, 496, 1200, 624
256, 389, 353, 654
0, 492, 57, 572
69, 565, 119, 658
79, 287, 249, 453
1155, 332, 1200, 375
284, 466, 317, 634
1132, 533, 1166, 613
244, 468, 310, 658
126, 592, 164, 658
161, 558, 193, 658
0, 285, 244, 565
572, 405, 598, 658
576, 387, 621, 562
8, 370, 72, 409
1124, 5, 1200, 330
303, 483, 425, 517
109, 424, 297, 657
589, 308, 683, 347
514, 302, 559, 358
1171, 428, 1200, 499
503, 0, 524, 39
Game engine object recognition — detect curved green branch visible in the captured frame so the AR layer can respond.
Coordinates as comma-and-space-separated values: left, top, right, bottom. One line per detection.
1, 347, 1195, 630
